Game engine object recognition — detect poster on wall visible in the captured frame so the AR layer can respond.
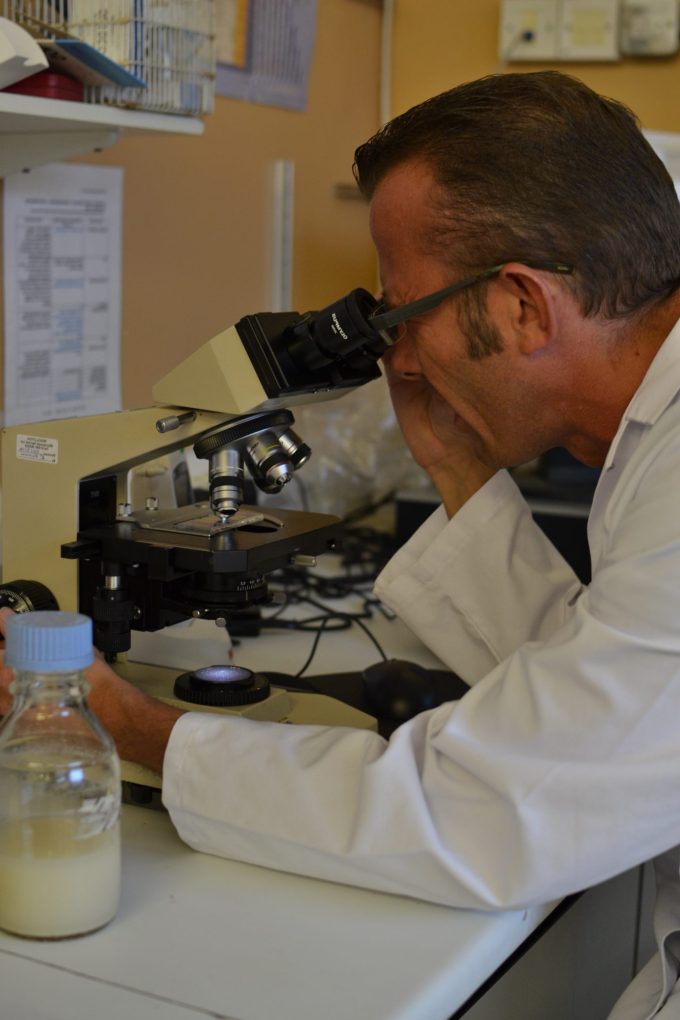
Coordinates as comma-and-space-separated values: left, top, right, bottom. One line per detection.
3, 163, 123, 427
215, 0, 318, 111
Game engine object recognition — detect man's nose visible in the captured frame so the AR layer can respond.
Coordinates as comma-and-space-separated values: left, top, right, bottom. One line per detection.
386, 333, 421, 377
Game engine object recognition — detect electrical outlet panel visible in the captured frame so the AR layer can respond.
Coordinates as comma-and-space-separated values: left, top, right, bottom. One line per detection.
558, 0, 620, 59
620, 0, 679, 55
499, 0, 680, 61
498, 0, 560, 60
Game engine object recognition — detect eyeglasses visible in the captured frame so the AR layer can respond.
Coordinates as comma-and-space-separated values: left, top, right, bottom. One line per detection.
368, 260, 574, 345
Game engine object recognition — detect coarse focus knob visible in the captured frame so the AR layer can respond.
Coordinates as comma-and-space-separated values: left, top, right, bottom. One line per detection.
0, 580, 59, 614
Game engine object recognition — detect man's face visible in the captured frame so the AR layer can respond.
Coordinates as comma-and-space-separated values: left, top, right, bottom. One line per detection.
369, 160, 564, 470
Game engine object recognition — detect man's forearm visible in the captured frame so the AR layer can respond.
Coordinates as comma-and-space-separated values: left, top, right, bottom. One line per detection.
87, 662, 185, 775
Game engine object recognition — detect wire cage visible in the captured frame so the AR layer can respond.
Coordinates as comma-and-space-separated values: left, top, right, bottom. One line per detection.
2, 1, 216, 116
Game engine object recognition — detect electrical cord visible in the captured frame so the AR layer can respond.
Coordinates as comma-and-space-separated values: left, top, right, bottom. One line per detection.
257, 510, 400, 676
495, 27, 536, 72
291, 615, 331, 677
261, 592, 389, 677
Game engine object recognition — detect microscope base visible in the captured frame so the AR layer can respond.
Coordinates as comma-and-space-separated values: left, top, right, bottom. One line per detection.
114, 659, 377, 794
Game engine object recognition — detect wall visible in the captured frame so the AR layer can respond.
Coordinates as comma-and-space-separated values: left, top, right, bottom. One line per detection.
390, 0, 680, 130
0, 0, 382, 411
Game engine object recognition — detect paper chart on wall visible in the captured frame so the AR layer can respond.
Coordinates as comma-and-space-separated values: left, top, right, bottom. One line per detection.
3, 162, 123, 427
215, 0, 317, 112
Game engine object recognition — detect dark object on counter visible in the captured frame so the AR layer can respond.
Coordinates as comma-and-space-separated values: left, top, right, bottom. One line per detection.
3, 69, 84, 101
265, 666, 470, 738
362, 658, 439, 722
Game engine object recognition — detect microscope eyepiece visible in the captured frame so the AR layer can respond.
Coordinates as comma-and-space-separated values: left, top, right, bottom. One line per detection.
281, 288, 389, 378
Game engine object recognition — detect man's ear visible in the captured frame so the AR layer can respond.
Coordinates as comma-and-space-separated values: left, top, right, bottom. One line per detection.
492, 263, 558, 354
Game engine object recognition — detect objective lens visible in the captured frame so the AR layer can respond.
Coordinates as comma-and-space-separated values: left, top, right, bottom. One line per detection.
244, 432, 294, 493
209, 448, 243, 518
278, 428, 311, 470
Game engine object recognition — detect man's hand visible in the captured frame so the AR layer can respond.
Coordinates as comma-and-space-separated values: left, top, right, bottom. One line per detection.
0, 608, 184, 775
0, 608, 14, 715
383, 355, 496, 516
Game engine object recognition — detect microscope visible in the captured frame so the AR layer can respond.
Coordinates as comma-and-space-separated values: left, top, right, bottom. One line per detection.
0, 287, 397, 790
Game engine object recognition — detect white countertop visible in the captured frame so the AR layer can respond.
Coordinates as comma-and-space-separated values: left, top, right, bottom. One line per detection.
0, 568, 560, 1019
0, 805, 557, 1020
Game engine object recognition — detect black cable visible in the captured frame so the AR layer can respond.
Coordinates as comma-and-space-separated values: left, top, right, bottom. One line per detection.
260, 595, 388, 676
294, 615, 331, 677
262, 612, 352, 634
289, 610, 387, 678
256, 512, 399, 676
346, 614, 388, 662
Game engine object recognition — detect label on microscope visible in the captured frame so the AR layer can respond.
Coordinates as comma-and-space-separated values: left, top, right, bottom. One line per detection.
16, 434, 58, 465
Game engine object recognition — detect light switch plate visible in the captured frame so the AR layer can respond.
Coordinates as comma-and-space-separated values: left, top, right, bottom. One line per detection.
620, 0, 679, 55
558, 0, 620, 59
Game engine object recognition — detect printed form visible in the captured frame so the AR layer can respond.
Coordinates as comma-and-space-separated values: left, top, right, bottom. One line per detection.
3, 163, 122, 426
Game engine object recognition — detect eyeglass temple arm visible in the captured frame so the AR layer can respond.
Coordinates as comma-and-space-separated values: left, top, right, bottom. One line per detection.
370, 261, 574, 332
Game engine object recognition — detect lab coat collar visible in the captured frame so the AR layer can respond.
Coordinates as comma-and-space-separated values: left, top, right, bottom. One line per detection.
601, 316, 680, 472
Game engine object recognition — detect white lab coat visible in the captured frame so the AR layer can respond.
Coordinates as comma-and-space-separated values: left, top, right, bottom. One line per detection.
163, 319, 680, 1020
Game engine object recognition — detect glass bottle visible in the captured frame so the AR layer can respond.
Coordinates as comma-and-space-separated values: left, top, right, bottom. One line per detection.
0, 611, 121, 939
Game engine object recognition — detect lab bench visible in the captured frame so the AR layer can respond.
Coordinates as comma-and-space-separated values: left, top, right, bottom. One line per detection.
0, 582, 653, 1019
0, 804, 559, 1020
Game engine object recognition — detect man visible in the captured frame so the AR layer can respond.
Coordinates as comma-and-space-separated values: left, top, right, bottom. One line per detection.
2, 70, 680, 1018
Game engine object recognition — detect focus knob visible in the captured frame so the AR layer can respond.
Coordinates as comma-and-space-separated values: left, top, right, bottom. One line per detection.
0, 580, 59, 614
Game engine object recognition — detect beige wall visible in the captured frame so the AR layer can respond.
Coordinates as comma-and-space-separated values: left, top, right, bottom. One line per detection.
0, 0, 382, 411
9, 2, 679, 413
391, 0, 680, 130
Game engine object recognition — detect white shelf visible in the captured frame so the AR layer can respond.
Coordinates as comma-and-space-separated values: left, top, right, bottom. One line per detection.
0, 92, 204, 176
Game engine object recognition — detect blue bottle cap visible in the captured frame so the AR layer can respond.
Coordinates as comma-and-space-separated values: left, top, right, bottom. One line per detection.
5, 612, 94, 673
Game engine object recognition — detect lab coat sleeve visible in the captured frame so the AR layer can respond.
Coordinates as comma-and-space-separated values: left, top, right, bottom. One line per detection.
374, 469, 584, 683
162, 446, 680, 911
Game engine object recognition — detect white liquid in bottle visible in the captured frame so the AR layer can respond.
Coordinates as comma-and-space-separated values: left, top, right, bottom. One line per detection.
0, 816, 121, 939
0, 613, 122, 940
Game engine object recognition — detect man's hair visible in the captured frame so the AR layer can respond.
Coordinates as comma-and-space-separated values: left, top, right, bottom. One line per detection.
353, 71, 680, 329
